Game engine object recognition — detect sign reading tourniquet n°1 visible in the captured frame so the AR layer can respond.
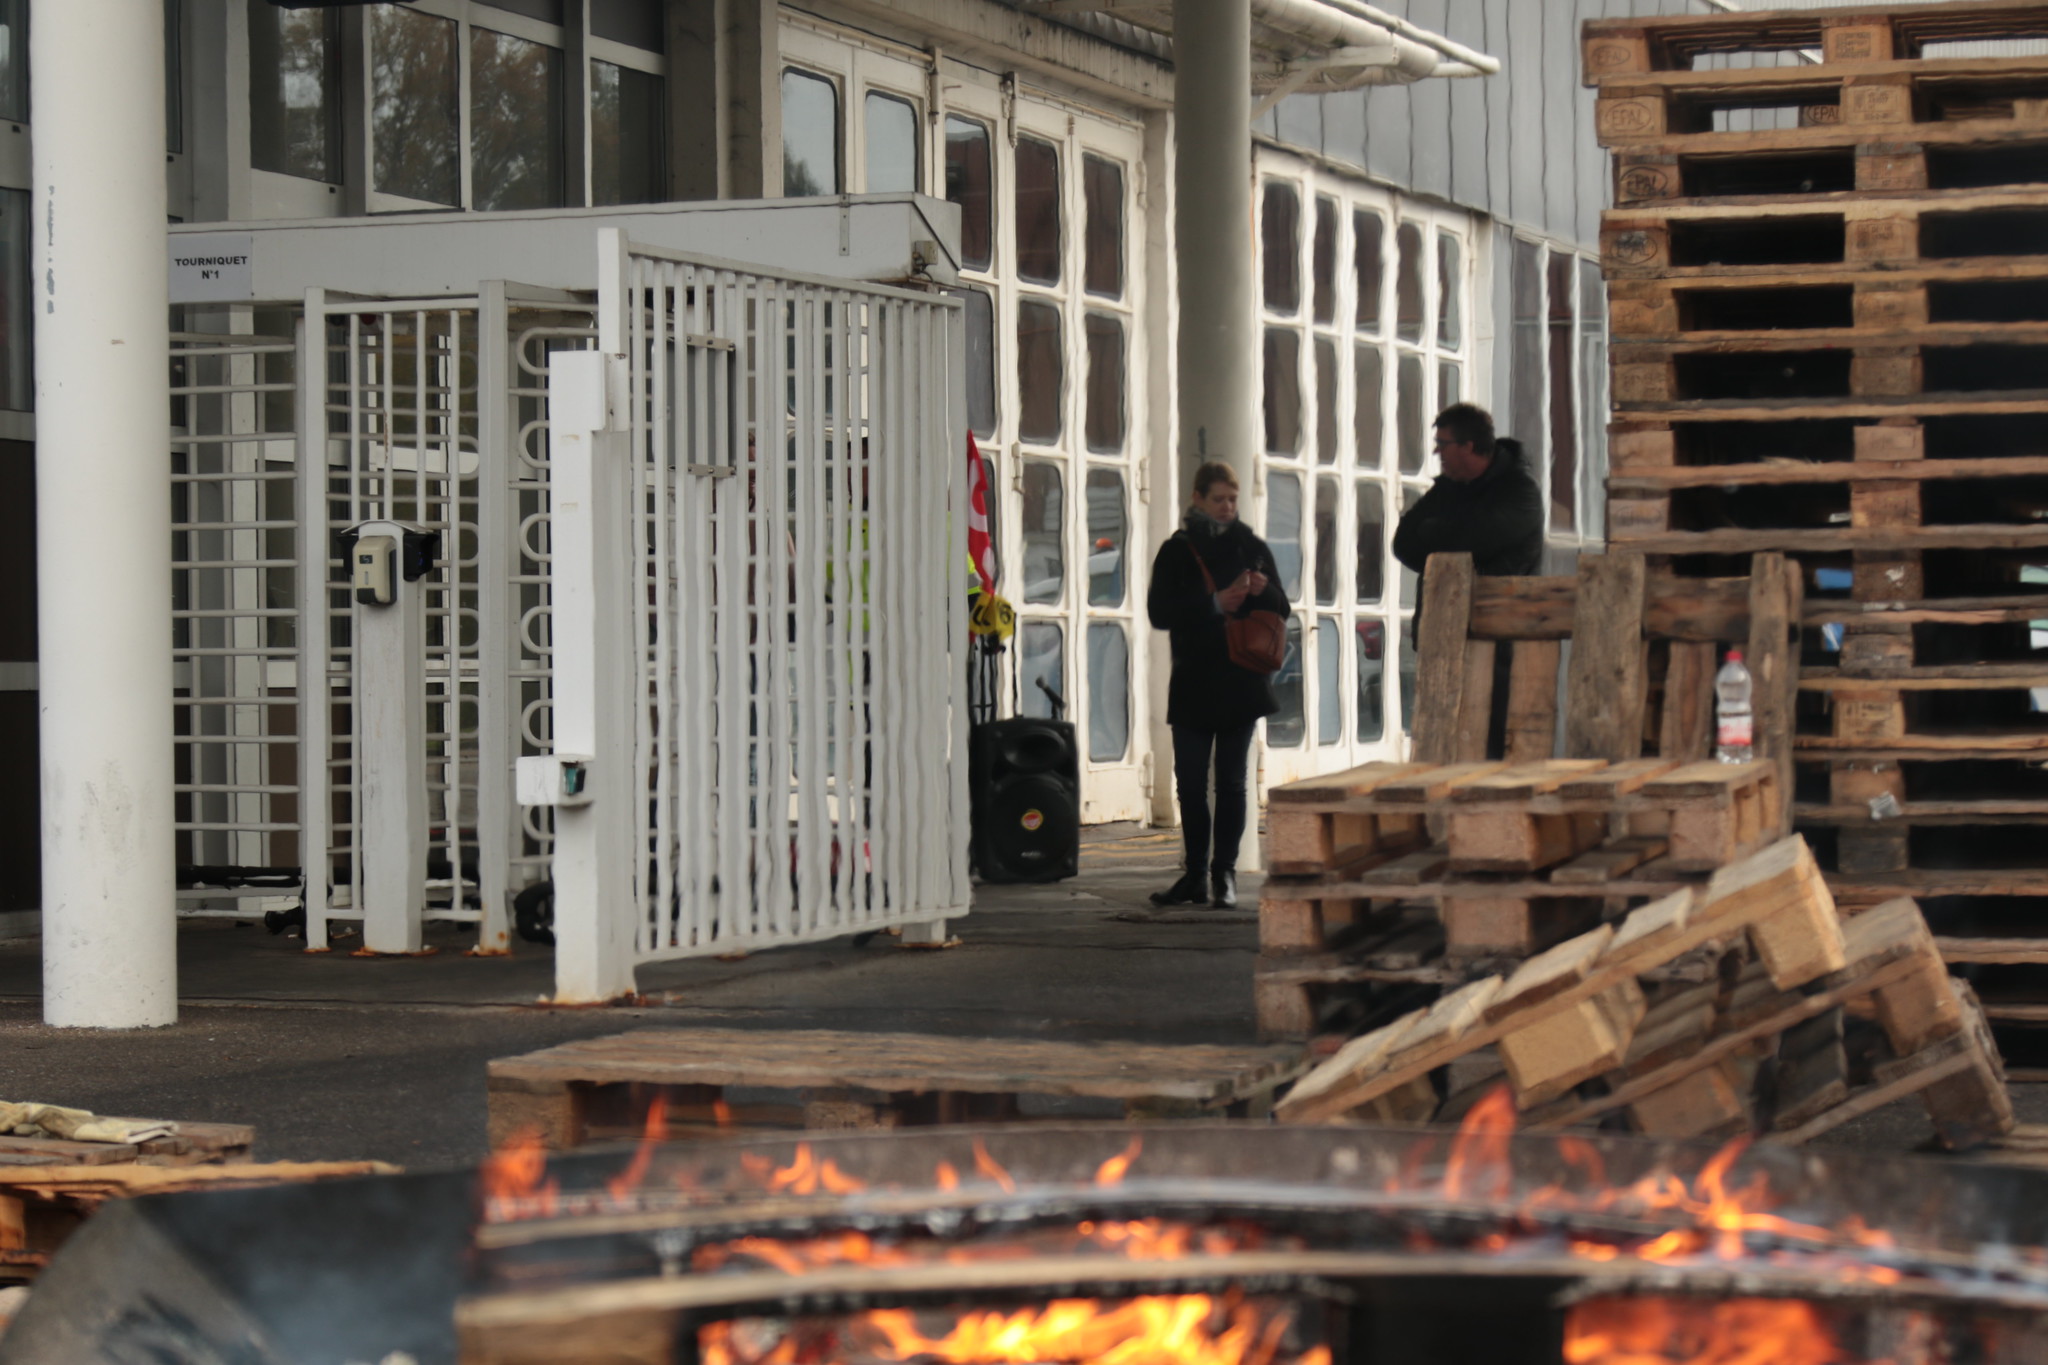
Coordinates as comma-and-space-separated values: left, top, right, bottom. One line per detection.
168, 233, 255, 304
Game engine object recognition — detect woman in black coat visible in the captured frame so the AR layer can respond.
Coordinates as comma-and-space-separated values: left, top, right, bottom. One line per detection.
1145, 462, 1291, 908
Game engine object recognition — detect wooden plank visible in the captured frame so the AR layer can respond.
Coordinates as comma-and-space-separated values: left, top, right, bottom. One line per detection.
1557, 758, 1676, 801
1503, 640, 1561, 762
1451, 759, 1608, 803
1660, 641, 1716, 763
1371, 761, 1509, 804
1468, 577, 1576, 641
1747, 552, 1800, 827
1564, 553, 1648, 761
1640, 759, 1767, 801
1411, 553, 1477, 766
1453, 639, 1496, 762
1550, 836, 1669, 885
1269, 761, 1432, 805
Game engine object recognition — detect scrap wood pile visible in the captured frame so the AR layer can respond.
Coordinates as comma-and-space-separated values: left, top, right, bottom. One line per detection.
0, 1108, 392, 1284
1275, 835, 2015, 1149
1584, 0, 2048, 1048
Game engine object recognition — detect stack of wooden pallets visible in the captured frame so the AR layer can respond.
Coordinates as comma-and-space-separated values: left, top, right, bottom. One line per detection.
1585, 0, 2048, 1053
1275, 836, 2014, 1149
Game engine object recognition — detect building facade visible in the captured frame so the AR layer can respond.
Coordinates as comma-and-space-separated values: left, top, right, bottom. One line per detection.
0, 0, 1765, 921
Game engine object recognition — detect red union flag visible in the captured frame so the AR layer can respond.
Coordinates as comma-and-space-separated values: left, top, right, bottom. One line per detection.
966, 431, 994, 593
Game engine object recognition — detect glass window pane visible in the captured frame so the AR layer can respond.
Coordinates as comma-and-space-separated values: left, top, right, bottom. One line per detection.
1398, 484, 1423, 609
371, 7, 460, 206
1021, 462, 1065, 605
781, 68, 839, 197
248, 1, 340, 183
591, 60, 665, 206
1314, 475, 1339, 605
1086, 467, 1127, 607
945, 117, 993, 271
1354, 480, 1384, 603
1395, 220, 1425, 344
1549, 250, 1579, 534
591, 0, 666, 52
1085, 313, 1125, 454
472, 28, 566, 211
0, 190, 28, 412
1016, 136, 1062, 286
1263, 328, 1301, 456
949, 286, 997, 439
1313, 197, 1338, 325
1437, 231, 1463, 350
1354, 345, 1383, 468
1267, 471, 1302, 602
865, 91, 918, 193
1020, 622, 1065, 720
1581, 257, 1610, 544
1354, 209, 1384, 331
1084, 155, 1124, 298
0, 0, 25, 124
1357, 618, 1386, 742
1315, 337, 1338, 465
1511, 239, 1546, 518
1086, 623, 1130, 762
1439, 360, 1461, 410
1316, 617, 1341, 745
1262, 182, 1300, 314
479, 0, 562, 22
166, 0, 183, 156
1017, 299, 1064, 444
1396, 352, 1425, 475
1268, 618, 1305, 748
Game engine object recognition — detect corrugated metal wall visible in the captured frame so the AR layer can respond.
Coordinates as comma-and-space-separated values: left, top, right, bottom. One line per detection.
1258, 0, 2048, 250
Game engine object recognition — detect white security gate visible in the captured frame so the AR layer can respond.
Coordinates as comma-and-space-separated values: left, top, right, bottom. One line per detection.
543, 232, 970, 998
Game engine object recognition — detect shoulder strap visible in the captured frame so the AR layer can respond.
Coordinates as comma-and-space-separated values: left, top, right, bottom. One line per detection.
1184, 539, 1218, 593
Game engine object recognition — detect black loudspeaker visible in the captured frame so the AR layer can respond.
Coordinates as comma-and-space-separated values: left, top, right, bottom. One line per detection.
969, 718, 1080, 883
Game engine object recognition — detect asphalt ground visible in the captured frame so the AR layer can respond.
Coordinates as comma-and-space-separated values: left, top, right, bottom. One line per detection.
0, 825, 2036, 1171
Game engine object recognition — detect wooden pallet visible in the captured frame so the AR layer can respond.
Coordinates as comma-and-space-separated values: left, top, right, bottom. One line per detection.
1584, 2, 2048, 82
486, 1030, 1311, 1150
1608, 269, 2048, 341
1602, 193, 2048, 281
1275, 838, 2015, 1149
1610, 122, 2048, 207
0, 1121, 253, 1170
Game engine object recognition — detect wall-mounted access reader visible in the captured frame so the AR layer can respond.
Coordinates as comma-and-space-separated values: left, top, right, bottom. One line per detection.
353, 535, 397, 606
347, 525, 440, 607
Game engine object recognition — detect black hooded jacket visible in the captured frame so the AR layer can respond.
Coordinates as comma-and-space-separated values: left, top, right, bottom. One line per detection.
1391, 437, 1546, 581
1147, 516, 1293, 732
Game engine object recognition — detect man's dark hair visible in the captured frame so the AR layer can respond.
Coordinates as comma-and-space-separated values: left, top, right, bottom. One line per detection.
1433, 403, 1496, 456
1192, 461, 1240, 496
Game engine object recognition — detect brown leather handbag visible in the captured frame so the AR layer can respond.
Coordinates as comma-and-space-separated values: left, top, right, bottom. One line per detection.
1186, 542, 1287, 674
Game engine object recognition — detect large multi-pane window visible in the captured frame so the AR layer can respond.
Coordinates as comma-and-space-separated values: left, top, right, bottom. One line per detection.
248, 0, 667, 211
1256, 156, 1473, 773
1510, 237, 1609, 540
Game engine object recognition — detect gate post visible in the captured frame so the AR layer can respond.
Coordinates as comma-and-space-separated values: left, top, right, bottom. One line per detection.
351, 519, 430, 954
541, 350, 638, 1002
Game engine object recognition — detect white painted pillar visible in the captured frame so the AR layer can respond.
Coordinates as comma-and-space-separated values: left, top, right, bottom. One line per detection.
544, 348, 637, 1003
353, 520, 428, 954
1172, 0, 1257, 514
34, 1, 176, 1027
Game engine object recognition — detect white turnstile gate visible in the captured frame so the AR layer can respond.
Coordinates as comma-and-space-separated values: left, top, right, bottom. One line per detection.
541, 232, 971, 1000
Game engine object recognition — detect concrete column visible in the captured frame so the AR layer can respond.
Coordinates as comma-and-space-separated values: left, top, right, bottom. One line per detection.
353, 521, 428, 955
1171, 0, 1257, 514
34, 2, 177, 1027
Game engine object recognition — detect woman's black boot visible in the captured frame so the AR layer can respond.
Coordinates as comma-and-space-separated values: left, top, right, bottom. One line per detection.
1150, 870, 1208, 906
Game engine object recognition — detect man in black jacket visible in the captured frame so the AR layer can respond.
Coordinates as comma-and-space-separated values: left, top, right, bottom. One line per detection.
1146, 462, 1291, 909
1392, 403, 1545, 586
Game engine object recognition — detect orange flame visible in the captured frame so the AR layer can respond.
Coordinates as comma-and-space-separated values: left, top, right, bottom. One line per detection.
702, 1293, 1332, 1365
973, 1138, 1017, 1193
477, 1126, 558, 1222
1443, 1085, 1516, 1204
712, 1097, 734, 1128
935, 1160, 960, 1192
604, 1094, 669, 1203
1564, 1296, 1886, 1365
740, 1143, 868, 1197
1094, 1137, 1143, 1187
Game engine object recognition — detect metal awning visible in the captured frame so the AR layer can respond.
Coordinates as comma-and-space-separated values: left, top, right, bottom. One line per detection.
1023, 0, 1498, 114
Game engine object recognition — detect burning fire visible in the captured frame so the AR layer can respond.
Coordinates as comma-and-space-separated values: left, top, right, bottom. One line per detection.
1564, 1296, 1885, 1365
700, 1292, 1331, 1365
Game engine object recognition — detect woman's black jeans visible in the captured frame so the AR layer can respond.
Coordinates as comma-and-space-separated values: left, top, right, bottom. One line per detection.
1172, 722, 1258, 877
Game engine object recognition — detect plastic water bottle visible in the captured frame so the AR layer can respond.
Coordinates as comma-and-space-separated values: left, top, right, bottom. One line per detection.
1715, 649, 1754, 764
